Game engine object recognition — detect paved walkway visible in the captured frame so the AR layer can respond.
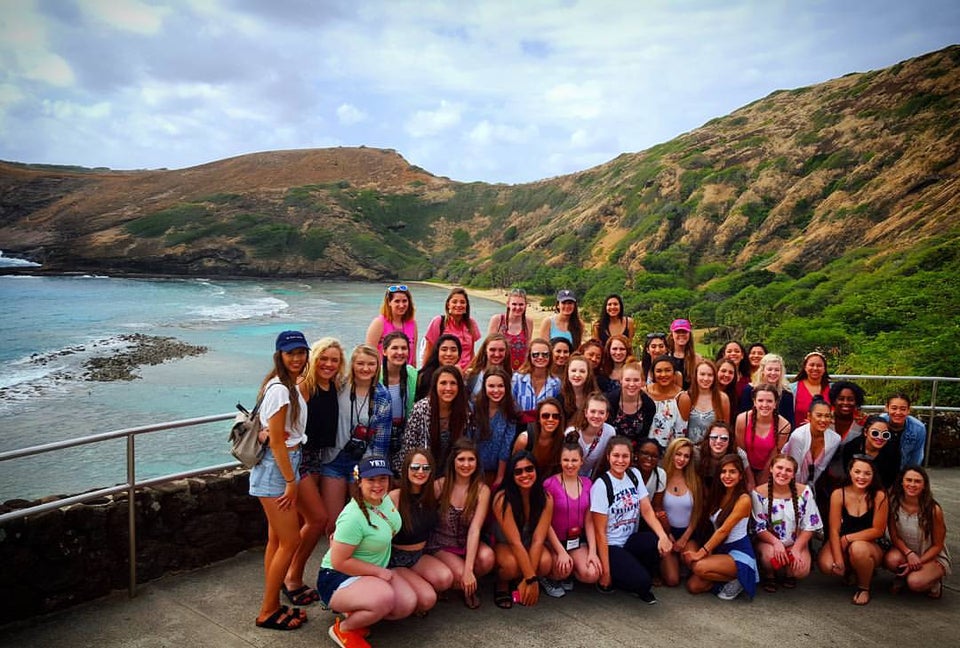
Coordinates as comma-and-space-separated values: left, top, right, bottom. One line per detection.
2, 468, 958, 648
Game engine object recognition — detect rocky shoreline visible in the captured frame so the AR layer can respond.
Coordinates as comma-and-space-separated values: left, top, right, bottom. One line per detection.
82, 333, 208, 381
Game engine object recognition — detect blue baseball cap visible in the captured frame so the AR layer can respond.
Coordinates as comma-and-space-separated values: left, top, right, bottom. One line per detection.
275, 330, 309, 352
357, 456, 393, 479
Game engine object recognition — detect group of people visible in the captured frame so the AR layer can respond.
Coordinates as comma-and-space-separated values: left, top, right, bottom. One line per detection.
246, 285, 949, 647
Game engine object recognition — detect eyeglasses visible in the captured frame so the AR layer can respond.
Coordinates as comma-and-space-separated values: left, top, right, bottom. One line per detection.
709, 435, 729, 442
531, 352, 550, 359
868, 429, 891, 441
388, 284, 409, 293
513, 464, 536, 476
540, 412, 561, 420
409, 463, 432, 472
646, 332, 667, 340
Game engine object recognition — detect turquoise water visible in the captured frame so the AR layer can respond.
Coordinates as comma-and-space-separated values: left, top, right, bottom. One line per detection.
0, 275, 505, 500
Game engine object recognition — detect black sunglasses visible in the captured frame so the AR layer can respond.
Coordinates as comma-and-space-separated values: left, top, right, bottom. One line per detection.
513, 464, 536, 476
646, 332, 667, 340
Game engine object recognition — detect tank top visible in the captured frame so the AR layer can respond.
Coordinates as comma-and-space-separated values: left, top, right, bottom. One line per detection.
377, 315, 416, 356
663, 489, 694, 528
548, 318, 573, 345
711, 506, 750, 543
427, 503, 468, 552
895, 509, 952, 574
744, 413, 776, 471
497, 314, 529, 371
839, 487, 874, 536
686, 407, 716, 445
392, 492, 440, 545
303, 384, 338, 450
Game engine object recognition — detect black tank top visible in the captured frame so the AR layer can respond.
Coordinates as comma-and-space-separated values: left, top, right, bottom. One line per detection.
304, 385, 338, 450
839, 487, 873, 536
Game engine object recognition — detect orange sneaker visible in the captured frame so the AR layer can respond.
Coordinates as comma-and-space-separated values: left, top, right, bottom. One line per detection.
328, 617, 371, 648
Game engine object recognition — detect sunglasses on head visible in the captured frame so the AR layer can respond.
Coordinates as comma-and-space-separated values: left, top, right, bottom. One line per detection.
646, 332, 667, 340
388, 284, 409, 293
709, 435, 729, 442
868, 428, 891, 441
540, 412, 561, 420
409, 462, 431, 472
513, 464, 536, 476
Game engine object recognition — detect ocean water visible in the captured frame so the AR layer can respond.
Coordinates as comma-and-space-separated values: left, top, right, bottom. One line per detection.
0, 274, 505, 500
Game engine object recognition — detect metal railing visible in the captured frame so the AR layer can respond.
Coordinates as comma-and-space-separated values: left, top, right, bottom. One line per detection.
0, 372, 958, 599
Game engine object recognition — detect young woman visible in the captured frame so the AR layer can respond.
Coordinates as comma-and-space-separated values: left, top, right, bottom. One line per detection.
464, 333, 511, 397
285, 337, 344, 604
414, 333, 462, 401
782, 397, 841, 504
684, 453, 758, 601
817, 455, 889, 605
427, 438, 495, 609
841, 415, 900, 490
380, 331, 419, 474
404, 366, 470, 470
559, 354, 599, 420
745, 343, 768, 383
592, 293, 635, 347
884, 466, 951, 599
492, 451, 554, 608
487, 288, 534, 371
511, 337, 561, 427
751, 454, 823, 592
660, 438, 703, 587
640, 332, 669, 385
735, 383, 792, 489
791, 351, 831, 427
635, 439, 667, 518
542, 443, 602, 595
539, 289, 586, 350
739, 353, 795, 427
882, 392, 927, 469
591, 436, 673, 602
469, 367, 518, 488
715, 341, 751, 405
565, 392, 616, 479
316, 456, 416, 644
578, 338, 606, 391
365, 284, 417, 365
598, 334, 632, 395
696, 421, 749, 494
388, 449, 454, 615
716, 358, 740, 419
666, 318, 700, 390
643, 355, 685, 450
251, 331, 310, 631
677, 359, 730, 445
550, 337, 573, 379
512, 397, 566, 477
608, 361, 655, 449
829, 380, 867, 442
421, 287, 482, 371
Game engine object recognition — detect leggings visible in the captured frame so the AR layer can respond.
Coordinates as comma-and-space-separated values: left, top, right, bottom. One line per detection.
608, 531, 659, 595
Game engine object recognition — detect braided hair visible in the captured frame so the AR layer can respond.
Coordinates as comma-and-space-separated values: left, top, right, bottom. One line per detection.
766, 454, 801, 541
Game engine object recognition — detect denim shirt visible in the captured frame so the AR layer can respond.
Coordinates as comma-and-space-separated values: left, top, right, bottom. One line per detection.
880, 413, 926, 468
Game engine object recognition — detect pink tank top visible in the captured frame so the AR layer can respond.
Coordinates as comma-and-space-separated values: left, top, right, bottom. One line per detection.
745, 413, 776, 471
377, 316, 416, 358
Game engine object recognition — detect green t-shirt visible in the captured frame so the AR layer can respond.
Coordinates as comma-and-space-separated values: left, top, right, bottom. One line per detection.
321, 497, 400, 570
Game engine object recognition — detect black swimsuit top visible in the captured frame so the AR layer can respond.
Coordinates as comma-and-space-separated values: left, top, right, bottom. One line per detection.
393, 492, 440, 545
839, 487, 873, 536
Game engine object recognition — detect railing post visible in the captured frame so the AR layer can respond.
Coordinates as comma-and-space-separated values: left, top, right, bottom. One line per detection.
925, 379, 938, 468
127, 433, 137, 598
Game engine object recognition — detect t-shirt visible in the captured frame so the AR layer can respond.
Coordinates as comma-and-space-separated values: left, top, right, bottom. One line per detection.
590, 467, 650, 547
258, 378, 307, 447
572, 423, 615, 477
425, 315, 481, 370
320, 497, 400, 570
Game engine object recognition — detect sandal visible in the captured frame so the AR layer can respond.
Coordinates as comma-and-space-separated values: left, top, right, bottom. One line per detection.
782, 576, 797, 590
928, 579, 943, 599
761, 576, 778, 593
282, 584, 320, 606
256, 607, 303, 631
463, 590, 481, 609
494, 590, 513, 609
281, 605, 307, 623
890, 576, 905, 595
852, 587, 871, 606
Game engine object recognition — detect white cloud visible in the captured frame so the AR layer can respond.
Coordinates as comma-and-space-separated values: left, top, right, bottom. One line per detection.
467, 120, 537, 146
404, 100, 463, 138
80, 0, 171, 35
41, 99, 111, 121
336, 103, 366, 125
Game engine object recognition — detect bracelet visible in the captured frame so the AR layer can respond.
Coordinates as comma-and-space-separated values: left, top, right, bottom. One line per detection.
524, 576, 538, 585
906, 550, 916, 556
284, 477, 295, 483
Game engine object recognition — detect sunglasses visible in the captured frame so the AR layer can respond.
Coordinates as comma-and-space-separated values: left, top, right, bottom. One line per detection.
540, 412, 561, 420
868, 428, 891, 441
531, 351, 550, 359
645, 332, 667, 340
388, 284, 409, 293
514, 464, 536, 476
709, 435, 730, 442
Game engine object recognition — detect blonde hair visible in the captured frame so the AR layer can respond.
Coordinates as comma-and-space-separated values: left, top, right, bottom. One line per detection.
302, 337, 345, 394
755, 353, 790, 392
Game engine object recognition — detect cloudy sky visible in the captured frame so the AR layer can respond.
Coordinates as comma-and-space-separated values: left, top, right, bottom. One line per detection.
1, 1, 957, 184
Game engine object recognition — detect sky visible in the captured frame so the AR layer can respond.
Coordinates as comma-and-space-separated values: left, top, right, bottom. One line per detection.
0, 1, 958, 185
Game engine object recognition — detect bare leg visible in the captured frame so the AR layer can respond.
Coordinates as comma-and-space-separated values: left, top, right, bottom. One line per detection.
285, 473, 328, 589
320, 475, 348, 536
257, 497, 303, 624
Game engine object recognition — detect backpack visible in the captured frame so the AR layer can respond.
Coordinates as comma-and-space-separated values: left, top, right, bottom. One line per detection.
599, 467, 641, 506
229, 383, 282, 468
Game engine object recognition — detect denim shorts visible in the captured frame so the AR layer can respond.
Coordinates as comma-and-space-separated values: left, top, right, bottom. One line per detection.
319, 448, 358, 481
316, 568, 360, 608
249, 446, 302, 497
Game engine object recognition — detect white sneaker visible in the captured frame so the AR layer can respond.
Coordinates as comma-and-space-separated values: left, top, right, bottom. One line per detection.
716, 579, 744, 601
540, 578, 566, 598
561, 579, 575, 592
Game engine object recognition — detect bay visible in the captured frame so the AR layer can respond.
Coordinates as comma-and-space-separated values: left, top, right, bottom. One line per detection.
0, 275, 506, 500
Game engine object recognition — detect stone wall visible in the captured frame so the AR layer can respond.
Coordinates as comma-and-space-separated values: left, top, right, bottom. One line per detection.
0, 468, 264, 625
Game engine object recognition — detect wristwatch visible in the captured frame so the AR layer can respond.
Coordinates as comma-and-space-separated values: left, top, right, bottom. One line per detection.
524, 576, 538, 585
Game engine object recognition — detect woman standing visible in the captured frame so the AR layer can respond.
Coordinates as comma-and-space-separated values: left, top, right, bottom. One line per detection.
512, 397, 566, 476
421, 287, 482, 371
592, 293, 635, 347
380, 331, 418, 474
678, 359, 730, 445
751, 454, 823, 592
539, 289, 586, 349
405, 366, 470, 470
566, 392, 616, 479
550, 337, 573, 379
716, 358, 740, 419
716, 341, 751, 404
542, 443, 602, 595
252, 331, 310, 630
735, 383, 792, 489
365, 284, 417, 365
791, 351, 831, 427
492, 451, 555, 608
388, 449, 454, 615
511, 338, 561, 428
464, 333, 511, 397
598, 334, 632, 396
817, 455, 889, 605
487, 288, 534, 371
643, 356, 685, 450
591, 436, 673, 602
884, 466, 951, 599
469, 367, 518, 488
427, 438, 496, 609
640, 332, 669, 385
739, 353, 795, 427
414, 333, 462, 401
660, 438, 703, 587
316, 456, 416, 644
666, 318, 700, 390
559, 354, 599, 420
745, 343, 768, 383
684, 454, 758, 601
608, 362, 655, 448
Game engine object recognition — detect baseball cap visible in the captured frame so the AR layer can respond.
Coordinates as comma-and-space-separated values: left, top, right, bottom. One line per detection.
357, 456, 393, 479
275, 330, 310, 352
670, 319, 692, 332
556, 289, 577, 303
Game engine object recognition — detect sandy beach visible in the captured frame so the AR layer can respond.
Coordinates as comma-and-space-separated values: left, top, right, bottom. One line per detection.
411, 280, 556, 331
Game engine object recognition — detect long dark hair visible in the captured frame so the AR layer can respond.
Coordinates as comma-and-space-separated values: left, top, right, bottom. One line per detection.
398, 447, 438, 535
527, 397, 565, 475
704, 453, 748, 529
596, 293, 626, 342
697, 421, 740, 491
259, 349, 304, 423
439, 438, 483, 519
380, 330, 411, 418
560, 353, 599, 419
416, 333, 462, 400
427, 365, 469, 465
498, 450, 547, 535
472, 366, 518, 442
889, 465, 938, 541
444, 287, 472, 325
641, 333, 668, 382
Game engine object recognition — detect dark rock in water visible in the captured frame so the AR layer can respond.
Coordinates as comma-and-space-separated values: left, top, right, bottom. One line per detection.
83, 333, 207, 381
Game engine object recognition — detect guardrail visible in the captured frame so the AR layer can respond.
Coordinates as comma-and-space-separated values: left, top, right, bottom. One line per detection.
0, 373, 957, 599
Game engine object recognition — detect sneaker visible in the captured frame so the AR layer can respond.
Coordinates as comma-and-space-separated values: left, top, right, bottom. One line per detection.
540, 577, 566, 598
596, 582, 616, 594
561, 579, 575, 592
328, 618, 371, 648
716, 579, 744, 601
636, 590, 659, 605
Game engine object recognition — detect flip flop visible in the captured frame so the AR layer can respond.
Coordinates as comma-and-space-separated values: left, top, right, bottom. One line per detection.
464, 590, 481, 609
282, 584, 320, 606
852, 587, 871, 606
494, 590, 513, 609
256, 607, 303, 631
761, 577, 778, 593
782, 576, 797, 590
